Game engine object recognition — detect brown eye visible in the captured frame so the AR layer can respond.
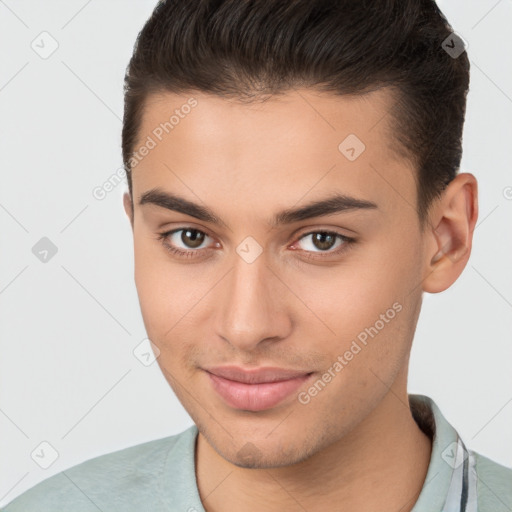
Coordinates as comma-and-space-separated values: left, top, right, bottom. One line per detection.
157, 228, 213, 257
311, 232, 337, 251
181, 228, 205, 248
297, 231, 346, 253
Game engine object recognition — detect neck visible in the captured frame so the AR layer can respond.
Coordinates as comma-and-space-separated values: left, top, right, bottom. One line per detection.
195, 376, 432, 512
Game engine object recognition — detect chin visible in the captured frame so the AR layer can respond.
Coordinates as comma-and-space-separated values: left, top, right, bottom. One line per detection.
202, 423, 323, 469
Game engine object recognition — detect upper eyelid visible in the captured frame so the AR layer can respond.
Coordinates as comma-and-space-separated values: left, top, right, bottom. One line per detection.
163, 226, 350, 238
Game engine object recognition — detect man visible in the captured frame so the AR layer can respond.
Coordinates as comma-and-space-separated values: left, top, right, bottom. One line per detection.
3, 0, 511, 511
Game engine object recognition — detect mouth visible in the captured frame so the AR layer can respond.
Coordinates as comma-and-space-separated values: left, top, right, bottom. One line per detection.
204, 366, 315, 412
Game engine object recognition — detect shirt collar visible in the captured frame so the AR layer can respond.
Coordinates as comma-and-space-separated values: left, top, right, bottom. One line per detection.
410, 394, 477, 512
160, 394, 476, 512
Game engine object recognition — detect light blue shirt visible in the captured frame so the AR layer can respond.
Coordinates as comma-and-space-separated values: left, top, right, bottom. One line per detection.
2, 395, 511, 511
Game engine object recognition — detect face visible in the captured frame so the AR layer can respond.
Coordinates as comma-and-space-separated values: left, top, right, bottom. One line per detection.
125, 88, 429, 468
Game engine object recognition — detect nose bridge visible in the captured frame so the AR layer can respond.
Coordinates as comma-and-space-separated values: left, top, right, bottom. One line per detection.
214, 250, 290, 350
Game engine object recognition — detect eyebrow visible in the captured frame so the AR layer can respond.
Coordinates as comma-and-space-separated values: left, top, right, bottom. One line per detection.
138, 187, 378, 228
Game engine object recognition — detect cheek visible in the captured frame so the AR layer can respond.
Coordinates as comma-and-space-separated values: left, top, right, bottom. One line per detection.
286, 234, 423, 376
288, 245, 419, 336
133, 238, 178, 337
132, 237, 216, 342
292, 274, 411, 376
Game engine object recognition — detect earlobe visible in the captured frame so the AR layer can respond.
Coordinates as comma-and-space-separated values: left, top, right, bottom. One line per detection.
123, 192, 134, 230
422, 173, 478, 293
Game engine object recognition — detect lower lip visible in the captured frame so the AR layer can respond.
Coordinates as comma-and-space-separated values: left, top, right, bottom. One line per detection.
206, 371, 313, 411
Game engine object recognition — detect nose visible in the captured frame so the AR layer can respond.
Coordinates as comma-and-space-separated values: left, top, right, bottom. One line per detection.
214, 252, 293, 352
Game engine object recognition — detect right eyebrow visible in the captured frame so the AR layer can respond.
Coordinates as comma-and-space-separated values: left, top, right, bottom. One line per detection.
139, 188, 228, 228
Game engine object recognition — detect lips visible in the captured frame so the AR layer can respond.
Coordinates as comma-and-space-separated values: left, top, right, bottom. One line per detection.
204, 365, 314, 411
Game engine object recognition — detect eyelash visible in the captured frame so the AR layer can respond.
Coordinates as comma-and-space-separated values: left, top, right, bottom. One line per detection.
156, 227, 355, 261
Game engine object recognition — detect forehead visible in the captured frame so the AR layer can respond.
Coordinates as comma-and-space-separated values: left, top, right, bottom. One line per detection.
131, 88, 416, 220
136, 87, 399, 159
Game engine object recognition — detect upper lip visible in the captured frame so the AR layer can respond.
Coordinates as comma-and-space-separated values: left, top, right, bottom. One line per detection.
205, 366, 312, 384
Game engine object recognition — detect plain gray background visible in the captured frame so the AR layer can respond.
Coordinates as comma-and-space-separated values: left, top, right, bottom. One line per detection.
1, 0, 511, 505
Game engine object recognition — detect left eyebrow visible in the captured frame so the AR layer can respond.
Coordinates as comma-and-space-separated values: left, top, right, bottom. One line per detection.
138, 188, 378, 229
271, 194, 378, 227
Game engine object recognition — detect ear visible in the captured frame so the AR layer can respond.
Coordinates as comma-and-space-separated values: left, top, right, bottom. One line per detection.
422, 173, 478, 293
123, 192, 134, 230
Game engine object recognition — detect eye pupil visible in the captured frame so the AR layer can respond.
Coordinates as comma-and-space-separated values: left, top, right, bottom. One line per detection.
313, 232, 336, 251
182, 229, 205, 248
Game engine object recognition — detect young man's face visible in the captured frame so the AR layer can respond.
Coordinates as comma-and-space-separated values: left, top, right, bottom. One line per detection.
124, 88, 439, 467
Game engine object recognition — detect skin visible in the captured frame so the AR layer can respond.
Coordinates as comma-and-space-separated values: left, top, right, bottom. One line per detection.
123, 87, 478, 511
